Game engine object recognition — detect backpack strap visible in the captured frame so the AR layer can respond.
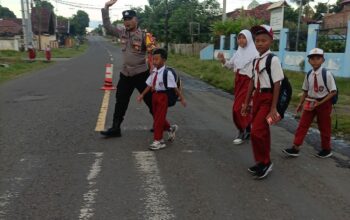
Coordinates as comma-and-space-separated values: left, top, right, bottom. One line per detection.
265, 53, 275, 90
321, 68, 330, 93
163, 68, 169, 89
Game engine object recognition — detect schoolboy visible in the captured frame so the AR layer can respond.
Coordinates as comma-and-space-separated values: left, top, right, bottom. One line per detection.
241, 25, 284, 179
283, 48, 336, 158
137, 48, 186, 150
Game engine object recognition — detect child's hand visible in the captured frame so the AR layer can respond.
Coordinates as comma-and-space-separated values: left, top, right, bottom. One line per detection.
296, 103, 303, 113
266, 108, 281, 124
136, 95, 143, 103
180, 98, 187, 107
241, 103, 248, 116
217, 52, 225, 64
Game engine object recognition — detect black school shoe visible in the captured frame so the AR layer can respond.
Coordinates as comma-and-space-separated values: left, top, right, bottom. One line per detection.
282, 147, 300, 157
100, 128, 121, 137
255, 162, 273, 180
315, 149, 333, 158
248, 164, 259, 175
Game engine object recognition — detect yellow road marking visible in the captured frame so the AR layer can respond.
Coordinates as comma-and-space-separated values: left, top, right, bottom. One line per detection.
95, 90, 112, 131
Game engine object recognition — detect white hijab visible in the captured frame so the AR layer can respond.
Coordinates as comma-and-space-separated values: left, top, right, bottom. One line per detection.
232, 29, 258, 70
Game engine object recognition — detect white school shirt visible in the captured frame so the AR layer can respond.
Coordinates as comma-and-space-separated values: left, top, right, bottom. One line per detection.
146, 66, 177, 91
224, 58, 253, 78
302, 67, 337, 99
252, 50, 284, 89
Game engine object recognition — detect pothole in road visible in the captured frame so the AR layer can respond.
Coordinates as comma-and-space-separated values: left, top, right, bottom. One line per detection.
14, 95, 48, 102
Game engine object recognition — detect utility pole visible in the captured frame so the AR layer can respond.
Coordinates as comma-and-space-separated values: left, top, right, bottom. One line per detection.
222, 0, 227, 21
21, 0, 33, 50
295, 0, 303, 51
21, 0, 28, 50
164, 0, 169, 51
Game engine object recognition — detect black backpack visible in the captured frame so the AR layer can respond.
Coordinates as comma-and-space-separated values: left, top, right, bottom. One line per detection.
307, 68, 338, 104
163, 67, 182, 107
253, 53, 292, 119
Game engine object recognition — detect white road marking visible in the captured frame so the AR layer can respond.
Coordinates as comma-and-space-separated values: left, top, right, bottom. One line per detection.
79, 152, 104, 220
133, 151, 175, 220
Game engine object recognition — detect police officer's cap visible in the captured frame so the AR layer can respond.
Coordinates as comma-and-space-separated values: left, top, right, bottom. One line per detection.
122, 10, 137, 20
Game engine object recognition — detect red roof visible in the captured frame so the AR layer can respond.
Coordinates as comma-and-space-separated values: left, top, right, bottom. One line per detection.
0, 19, 22, 36
226, 3, 273, 23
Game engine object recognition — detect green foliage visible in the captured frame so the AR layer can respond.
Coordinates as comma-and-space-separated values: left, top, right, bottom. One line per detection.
317, 35, 346, 53
0, 5, 16, 18
313, 2, 328, 20
123, 0, 221, 43
70, 10, 90, 36
211, 15, 263, 36
330, 0, 344, 13
33, 0, 54, 11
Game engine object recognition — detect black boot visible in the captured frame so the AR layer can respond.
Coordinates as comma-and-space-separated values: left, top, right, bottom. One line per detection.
100, 127, 121, 137
100, 119, 122, 137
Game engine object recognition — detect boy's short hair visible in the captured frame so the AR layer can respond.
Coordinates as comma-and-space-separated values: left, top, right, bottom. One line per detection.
307, 48, 324, 58
152, 48, 168, 60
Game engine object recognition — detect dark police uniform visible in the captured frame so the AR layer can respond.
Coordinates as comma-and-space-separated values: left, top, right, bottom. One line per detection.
101, 9, 153, 137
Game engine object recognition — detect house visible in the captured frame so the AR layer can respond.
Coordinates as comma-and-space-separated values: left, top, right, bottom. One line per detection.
0, 19, 22, 37
225, 2, 273, 23
0, 19, 23, 51
31, 7, 56, 49
323, 0, 350, 29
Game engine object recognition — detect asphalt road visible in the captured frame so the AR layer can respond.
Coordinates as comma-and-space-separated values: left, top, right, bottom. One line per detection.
1, 36, 350, 220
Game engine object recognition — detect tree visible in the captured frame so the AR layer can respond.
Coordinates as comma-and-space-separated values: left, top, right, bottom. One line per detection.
330, 0, 344, 13
0, 5, 16, 18
33, 0, 54, 11
313, 2, 328, 20
211, 15, 263, 36
123, 0, 221, 43
70, 10, 90, 36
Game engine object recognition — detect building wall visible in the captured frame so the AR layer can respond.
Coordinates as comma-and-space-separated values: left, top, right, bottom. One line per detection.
0, 36, 21, 51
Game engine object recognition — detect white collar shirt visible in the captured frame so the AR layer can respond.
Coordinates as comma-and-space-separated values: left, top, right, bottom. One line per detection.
302, 67, 337, 99
253, 50, 284, 88
224, 57, 253, 78
146, 66, 177, 91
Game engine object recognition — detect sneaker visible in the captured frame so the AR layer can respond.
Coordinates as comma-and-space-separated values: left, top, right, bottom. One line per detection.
282, 147, 300, 157
167, 125, 178, 142
100, 127, 121, 137
149, 140, 166, 151
248, 164, 259, 175
255, 162, 273, 180
315, 149, 333, 158
233, 132, 244, 145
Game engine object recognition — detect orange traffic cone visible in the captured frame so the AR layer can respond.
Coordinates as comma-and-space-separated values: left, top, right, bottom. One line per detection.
100, 63, 116, 90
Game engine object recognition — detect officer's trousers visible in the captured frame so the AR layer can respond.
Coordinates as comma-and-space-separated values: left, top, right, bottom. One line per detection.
112, 70, 153, 127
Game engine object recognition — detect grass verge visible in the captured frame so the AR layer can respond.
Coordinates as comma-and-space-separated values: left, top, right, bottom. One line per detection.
168, 53, 350, 140
0, 44, 88, 83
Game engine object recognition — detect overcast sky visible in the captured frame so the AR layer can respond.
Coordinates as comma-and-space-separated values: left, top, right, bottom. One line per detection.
1, 0, 338, 28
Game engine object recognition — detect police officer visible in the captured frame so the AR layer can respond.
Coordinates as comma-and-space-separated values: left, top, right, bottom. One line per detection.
100, 0, 153, 137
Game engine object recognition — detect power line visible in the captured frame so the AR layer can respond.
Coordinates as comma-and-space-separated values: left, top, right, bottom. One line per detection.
48, 0, 127, 10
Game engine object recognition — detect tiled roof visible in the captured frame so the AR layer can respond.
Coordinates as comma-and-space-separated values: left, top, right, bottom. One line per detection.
0, 19, 22, 36
226, 3, 273, 22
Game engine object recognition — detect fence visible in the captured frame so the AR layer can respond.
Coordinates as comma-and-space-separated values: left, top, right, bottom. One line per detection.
160, 43, 209, 56
200, 21, 350, 78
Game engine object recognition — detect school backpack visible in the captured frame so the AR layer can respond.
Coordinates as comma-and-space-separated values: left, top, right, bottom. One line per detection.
253, 53, 292, 119
163, 67, 183, 107
306, 68, 338, 104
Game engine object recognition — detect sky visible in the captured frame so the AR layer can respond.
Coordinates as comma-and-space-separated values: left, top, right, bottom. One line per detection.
1, 0, 339, 28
